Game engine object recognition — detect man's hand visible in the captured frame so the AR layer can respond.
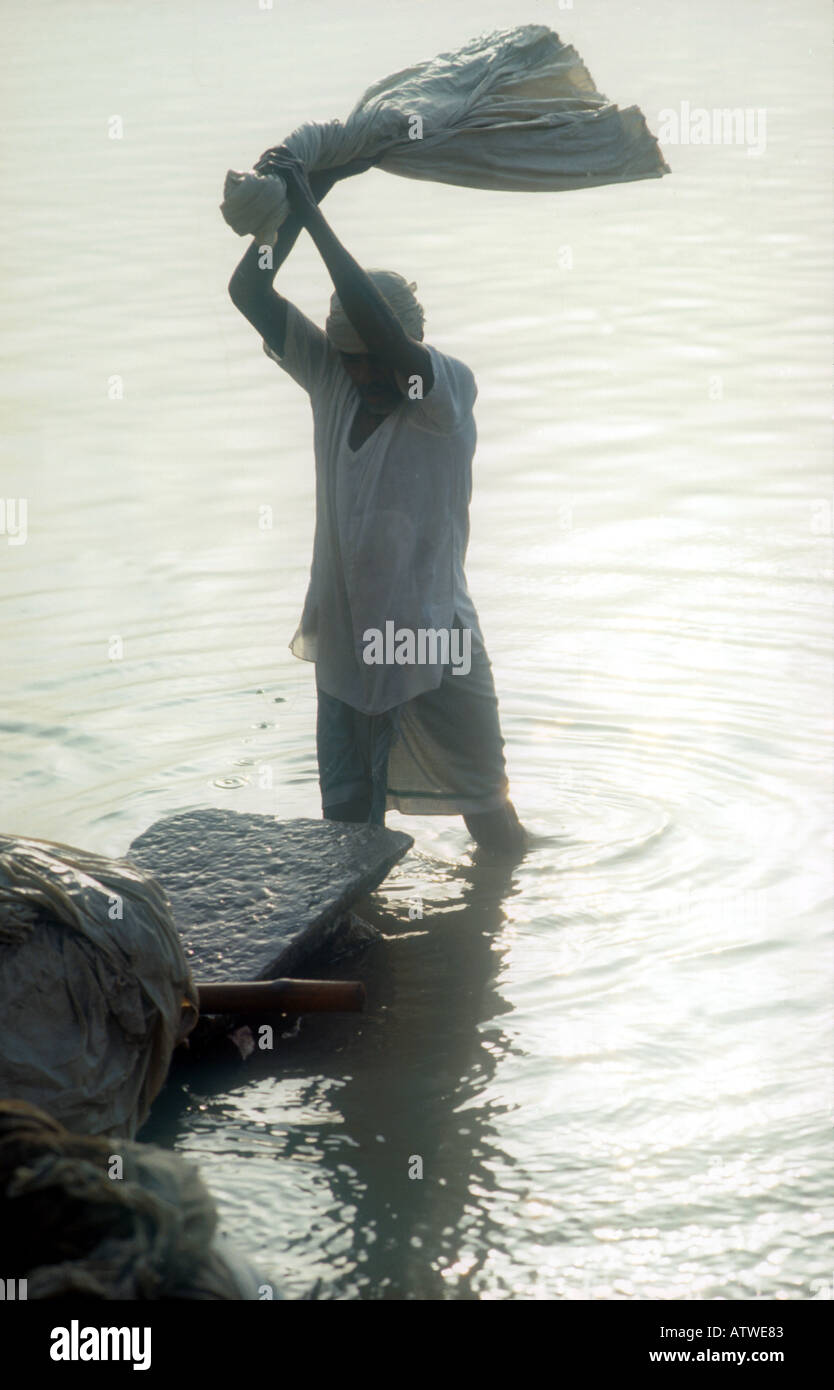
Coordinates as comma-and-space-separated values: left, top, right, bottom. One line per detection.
253, 142, 294, 176
253, 146, 379, 209
253, 148, 320, 216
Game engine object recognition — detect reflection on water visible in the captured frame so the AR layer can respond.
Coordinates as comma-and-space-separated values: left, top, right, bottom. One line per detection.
2, 0, 832, 1298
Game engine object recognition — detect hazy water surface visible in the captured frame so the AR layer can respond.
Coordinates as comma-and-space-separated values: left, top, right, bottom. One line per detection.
1, 0, 831, 1299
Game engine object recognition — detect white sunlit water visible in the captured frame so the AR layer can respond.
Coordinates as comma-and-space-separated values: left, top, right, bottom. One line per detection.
1, 0, 831, 1299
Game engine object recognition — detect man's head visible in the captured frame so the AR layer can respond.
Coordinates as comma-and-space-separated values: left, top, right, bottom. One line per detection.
337, 350, 403, 415
326, 269, 425, 415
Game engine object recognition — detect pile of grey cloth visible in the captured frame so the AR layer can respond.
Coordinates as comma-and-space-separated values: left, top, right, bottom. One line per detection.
0, 1100, 261, 1299
221, 24, 669, 245
0, 834, 264, 1298
0, 832, 198, 1139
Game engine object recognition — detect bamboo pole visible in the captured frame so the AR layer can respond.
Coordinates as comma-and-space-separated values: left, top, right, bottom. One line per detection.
195, 978, 365, 1015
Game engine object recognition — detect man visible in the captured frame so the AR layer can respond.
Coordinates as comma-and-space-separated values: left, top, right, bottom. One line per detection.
228, 147, 525, 855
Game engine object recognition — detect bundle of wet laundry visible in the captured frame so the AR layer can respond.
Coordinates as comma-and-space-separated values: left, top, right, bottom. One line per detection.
0, 1100, 263, 1299
0, 832, 198, 1139
220, 24, 669, 245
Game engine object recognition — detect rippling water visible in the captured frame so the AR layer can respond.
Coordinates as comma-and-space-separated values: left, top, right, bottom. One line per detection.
2, 0, 831, 1299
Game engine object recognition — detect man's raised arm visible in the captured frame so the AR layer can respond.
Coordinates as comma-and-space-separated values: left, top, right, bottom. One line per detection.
227, 149, 375, 358
270, 153, 434, 395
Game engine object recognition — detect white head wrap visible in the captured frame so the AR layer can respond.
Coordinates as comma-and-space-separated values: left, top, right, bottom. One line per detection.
325, 269, 425, 353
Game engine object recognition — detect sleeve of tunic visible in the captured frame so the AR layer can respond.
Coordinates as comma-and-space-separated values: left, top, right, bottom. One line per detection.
262, 302, 342, 397
403, 344, 478, 437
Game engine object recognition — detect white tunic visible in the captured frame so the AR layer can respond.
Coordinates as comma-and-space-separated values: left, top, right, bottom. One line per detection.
263, 304, 484, 715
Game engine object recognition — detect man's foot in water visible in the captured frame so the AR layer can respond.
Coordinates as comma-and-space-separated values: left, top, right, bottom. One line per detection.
463, 800, 527, 857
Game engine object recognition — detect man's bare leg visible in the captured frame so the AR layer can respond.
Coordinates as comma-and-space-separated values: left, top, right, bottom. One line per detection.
463, 800, 527, 857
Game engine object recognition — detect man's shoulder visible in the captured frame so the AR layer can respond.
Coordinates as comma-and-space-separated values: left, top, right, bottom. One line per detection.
397, 342, 477, 438
424, 340, 476, 383
422, 342, 477, 414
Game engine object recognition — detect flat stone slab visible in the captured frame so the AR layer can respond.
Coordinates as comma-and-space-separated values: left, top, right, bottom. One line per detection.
127, 810, 412, 984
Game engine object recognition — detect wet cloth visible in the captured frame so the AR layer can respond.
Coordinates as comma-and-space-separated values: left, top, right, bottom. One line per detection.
0, 835, 198, 1140
220, 24, 669, 245
387, 634, 510, 815
264, 302, 484, 714
0, 1100, 264, 1299
317, 623, 510, 818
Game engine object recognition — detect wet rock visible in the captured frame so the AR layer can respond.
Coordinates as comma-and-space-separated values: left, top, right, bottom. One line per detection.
127, 810, 412, 982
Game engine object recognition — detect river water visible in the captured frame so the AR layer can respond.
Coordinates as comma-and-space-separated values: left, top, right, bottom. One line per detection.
2, 0, 831, 1299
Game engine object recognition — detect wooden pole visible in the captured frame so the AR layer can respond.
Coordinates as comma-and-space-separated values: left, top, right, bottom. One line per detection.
195, 978, 365, 1015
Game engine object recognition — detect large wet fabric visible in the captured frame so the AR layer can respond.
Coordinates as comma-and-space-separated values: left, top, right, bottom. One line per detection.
0, 1100, 263, 1299
0, 835, 198, 1139
220, 25, 669, 245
